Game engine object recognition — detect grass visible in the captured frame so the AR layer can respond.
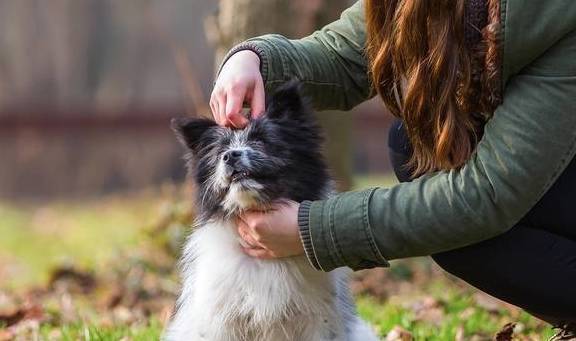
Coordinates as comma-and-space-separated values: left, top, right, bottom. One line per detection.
0, 192, 163, 288
0, 178, 558, 340
38, 321, 163, 341
357, 293, 555, 340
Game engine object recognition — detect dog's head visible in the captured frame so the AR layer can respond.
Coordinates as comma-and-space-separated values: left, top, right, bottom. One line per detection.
172, 82, 330, 219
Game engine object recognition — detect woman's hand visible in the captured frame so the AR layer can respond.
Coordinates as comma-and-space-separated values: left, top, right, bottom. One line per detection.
237, 201, 304, 259
210, 50, 265, 128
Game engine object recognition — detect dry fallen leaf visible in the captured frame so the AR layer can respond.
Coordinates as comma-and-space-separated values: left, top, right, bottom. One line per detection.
495, 323, 516, 341
386, 326, 413, 341
411, 296, 445, 326
0, 303, 44, 327
49, 266, 97, 294
455, 325, 466, 341
458, 307, 476, 320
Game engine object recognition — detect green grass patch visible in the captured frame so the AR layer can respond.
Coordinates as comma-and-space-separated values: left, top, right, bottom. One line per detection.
38, 319, 163, 341
0, 194, 160, 288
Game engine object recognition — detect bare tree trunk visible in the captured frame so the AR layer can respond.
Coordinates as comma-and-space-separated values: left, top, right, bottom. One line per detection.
206, 0, 353, 190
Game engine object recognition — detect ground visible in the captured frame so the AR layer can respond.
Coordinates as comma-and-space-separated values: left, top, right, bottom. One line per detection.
0, 177, 556, 340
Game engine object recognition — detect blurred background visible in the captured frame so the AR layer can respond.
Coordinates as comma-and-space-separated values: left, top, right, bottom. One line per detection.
0, 0, 392, 201
0, 1, 552, 340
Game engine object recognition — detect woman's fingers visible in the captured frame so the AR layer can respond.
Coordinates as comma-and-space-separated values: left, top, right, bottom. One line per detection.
225, 86, 249, 128
217, 92, 227, 126
210, 89, 224, 125
238, 219, 272, 258
237, 202, 303, 259
210, 50, 263, 126
238, 221, 259, 248
250, 77, 265, 119
242, 247, 274, 259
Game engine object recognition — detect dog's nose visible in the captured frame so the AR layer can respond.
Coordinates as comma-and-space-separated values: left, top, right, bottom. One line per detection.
223, 149, 245, 165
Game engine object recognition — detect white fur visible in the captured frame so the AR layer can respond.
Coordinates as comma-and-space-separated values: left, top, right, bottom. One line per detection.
222, 181, 263, 212
164, 219, 378, 341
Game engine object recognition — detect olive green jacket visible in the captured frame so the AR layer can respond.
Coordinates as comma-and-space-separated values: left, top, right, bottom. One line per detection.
223, 0, 576, 271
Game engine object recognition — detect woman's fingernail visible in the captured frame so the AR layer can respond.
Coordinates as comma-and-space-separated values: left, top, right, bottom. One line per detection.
237, 237, 250, 248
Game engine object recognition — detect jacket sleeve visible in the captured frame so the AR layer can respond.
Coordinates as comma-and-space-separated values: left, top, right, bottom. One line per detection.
299, 30, 576, 271
218, 1, 370, 111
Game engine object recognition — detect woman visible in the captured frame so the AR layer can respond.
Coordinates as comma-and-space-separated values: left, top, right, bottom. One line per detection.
209, 0, 576, 332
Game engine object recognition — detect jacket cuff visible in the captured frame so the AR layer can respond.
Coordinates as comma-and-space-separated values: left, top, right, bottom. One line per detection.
217, 41, 271, 82
298, 200, 321, 270
307, 188, 390, 272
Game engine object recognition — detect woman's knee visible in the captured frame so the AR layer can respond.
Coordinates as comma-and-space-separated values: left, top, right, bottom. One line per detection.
431, 250, 474, 278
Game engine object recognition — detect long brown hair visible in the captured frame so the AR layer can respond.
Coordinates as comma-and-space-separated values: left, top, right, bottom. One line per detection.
366, 0, 502, 176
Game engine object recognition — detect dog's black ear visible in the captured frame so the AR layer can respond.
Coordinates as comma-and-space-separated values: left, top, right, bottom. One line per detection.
171, 117, 218, 152
266, 80, 307, 120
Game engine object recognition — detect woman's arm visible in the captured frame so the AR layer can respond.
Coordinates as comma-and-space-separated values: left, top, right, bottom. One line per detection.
216, 1, 370, 114
300, 29, 576, 271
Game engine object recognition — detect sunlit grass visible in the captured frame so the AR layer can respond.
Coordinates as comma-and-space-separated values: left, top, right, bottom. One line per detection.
38, 320, 163, 341
0, 192, 161, 288
357, 292, 555, 340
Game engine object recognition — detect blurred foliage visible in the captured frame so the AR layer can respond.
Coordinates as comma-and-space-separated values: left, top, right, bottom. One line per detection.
0, 0, 214, 111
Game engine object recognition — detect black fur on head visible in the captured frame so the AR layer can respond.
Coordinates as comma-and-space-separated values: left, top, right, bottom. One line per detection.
171, 81, 331, 220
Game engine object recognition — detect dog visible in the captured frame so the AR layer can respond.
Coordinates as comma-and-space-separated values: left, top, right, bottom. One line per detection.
165, 82, 378, 341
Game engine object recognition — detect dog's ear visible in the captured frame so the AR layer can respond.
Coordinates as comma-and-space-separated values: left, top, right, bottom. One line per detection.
266, 80, 307, 120
171, 117, 218, 152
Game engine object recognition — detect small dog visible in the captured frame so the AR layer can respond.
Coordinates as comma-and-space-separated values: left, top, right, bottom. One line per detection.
165, 82, 378, 341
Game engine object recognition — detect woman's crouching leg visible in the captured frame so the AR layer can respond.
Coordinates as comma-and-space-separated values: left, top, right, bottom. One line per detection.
432, 225, 576, 323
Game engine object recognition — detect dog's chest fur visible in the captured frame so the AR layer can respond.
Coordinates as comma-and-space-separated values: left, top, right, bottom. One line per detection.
166, 219, 351, 341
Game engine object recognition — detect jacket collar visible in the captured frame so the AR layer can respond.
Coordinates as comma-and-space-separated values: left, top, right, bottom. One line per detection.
501, 0, 576, 85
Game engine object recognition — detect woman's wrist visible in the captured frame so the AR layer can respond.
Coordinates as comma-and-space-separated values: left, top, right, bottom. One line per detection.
217, 42, 265, 79
298, 200, 321, 270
